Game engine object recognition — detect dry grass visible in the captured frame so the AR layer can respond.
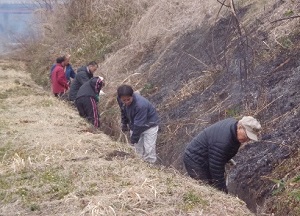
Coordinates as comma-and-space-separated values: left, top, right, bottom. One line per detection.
100, 0, 300, 114
159, 69, 221, 112
16, 0, 300, 127
240, 0, 300, 50
15, 0, 300, 88
7, 0, 300, 214
258, 150, 300, 215
101, 0, 225, 83
0, 61, 253, 215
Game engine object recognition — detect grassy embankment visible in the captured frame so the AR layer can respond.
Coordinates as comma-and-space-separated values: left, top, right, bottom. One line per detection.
0, 61, 252, 215
9, 0, 300, 215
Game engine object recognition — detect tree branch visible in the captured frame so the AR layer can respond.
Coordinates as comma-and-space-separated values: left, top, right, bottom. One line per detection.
216, 0, 230, 8
271, 15, 300, 24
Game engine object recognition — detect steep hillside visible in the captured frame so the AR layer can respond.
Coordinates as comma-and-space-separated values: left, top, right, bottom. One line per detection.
0, 61, 252, 215
11, 0, 300, 215
100, 1, 300, 214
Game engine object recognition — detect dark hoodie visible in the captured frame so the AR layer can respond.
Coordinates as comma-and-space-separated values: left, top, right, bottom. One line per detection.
69, 66, 93, 101
76, 77, 103, 102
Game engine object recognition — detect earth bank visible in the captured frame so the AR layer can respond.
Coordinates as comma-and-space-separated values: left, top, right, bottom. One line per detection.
99, 1, 300, 214
13, 0, 300, 215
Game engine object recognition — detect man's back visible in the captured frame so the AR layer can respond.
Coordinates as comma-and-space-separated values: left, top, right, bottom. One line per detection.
65, 64, 76, 82
185, 118, 239, 163
69, 66, 93, 101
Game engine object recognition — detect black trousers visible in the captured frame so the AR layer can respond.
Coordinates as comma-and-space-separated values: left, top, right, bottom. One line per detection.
75, 96, 100, 128
183, 153, 228, 193
183, 153, 212, 184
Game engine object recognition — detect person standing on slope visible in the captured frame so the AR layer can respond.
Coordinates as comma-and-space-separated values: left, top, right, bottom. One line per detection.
69, 61, 98, 102
50, 54, 75, 84
51, 56, 69, 98
62, 54, 76, 84
117, 84, 159, 163
183, 116, 261, 193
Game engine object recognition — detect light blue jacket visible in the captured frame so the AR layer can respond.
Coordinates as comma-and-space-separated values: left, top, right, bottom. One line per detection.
50, 64, 75, 82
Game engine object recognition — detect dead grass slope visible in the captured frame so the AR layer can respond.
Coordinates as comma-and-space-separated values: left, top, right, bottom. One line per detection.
259, 150, 300, 215
94, 1, 300, 214
0, 60, 252, 215
13, 0, 300, 215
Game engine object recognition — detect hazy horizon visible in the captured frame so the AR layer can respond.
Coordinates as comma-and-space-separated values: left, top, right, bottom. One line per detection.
0, 1, 38, 53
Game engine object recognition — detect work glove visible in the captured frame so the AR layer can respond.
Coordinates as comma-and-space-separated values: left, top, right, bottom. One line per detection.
95, 94, 100, 102
121, 124, 129, 132
228, 159, 237, 166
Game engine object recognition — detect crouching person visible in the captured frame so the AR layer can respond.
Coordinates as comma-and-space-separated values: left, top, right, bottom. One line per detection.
117, 84, 159, 163
75, 77, 105, 128
183, 116, 261, 193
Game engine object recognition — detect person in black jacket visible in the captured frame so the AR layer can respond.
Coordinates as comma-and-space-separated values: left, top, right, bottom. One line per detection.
183, 116, 261, 193
75, 77, 104, 128
69, 61, 98, 101
117, 84, 159, 163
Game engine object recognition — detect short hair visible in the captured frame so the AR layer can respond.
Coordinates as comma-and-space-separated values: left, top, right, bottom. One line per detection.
64, 54, 71, 60
87, 61, 98, 67
117, 84, 134, 97
56, 56, 65, 64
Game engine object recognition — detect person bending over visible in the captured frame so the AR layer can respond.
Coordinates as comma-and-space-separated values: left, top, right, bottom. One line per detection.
183, 116, 261, 193
117, 84, 159, 163
69, 61, 98, 101
75, 77, 104, 128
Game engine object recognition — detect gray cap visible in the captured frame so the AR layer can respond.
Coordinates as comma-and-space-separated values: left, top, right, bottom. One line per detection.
239, 116, 261, 141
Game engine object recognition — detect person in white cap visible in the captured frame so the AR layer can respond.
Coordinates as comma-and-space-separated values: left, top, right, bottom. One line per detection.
183, 116, 261, 193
